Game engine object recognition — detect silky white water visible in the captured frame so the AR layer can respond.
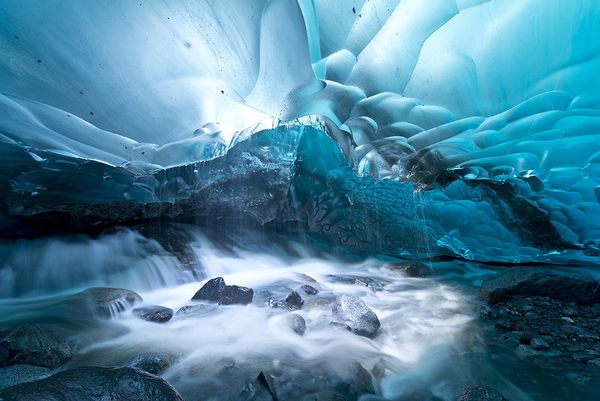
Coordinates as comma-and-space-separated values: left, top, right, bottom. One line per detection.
0, 226, 480, 400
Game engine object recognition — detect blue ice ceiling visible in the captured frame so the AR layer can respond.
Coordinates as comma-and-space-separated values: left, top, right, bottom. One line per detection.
0, 0, 599, 263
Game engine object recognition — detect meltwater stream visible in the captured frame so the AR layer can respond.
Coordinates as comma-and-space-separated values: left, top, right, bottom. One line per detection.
0, 225, 488, 401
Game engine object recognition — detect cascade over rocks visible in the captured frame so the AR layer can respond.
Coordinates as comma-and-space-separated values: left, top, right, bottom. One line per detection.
81, 287, 143, 318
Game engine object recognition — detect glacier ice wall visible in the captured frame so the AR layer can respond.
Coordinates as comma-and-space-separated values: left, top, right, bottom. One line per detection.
0, 0, 599, 262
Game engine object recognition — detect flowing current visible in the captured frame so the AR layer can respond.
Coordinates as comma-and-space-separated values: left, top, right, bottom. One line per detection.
0, 224, 488, 401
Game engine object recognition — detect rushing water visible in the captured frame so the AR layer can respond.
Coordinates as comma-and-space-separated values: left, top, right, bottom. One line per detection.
0, 224, 593, 401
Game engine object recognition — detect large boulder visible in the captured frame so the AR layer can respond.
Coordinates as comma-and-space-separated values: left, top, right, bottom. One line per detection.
191, 277, 253, 305
0, 366, 185, 401
133, 305, 174, 323
0, 364, 50, 390
458, 385, 509, 401
81, 287, 143, 318
192, 277, 226, 302
480, 268, 600, 305
0, 325, 74, 369
218, 285, 253, 305
332, 295, 381, 338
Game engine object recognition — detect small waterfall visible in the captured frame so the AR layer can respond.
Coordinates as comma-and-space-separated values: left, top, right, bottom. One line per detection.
0, 229, 197, 298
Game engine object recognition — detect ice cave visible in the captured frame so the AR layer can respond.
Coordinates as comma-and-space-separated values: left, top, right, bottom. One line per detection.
0, 1, 599, 400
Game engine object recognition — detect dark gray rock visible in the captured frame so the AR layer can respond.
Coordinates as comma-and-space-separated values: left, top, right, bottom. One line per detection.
480, 268, 600, 305
284, 291, 304, 310
131, 353, 176, 375
192, 277, 226, 302
394, 262, 433, 278
256, 371, 278, 400
191, 277, 253, 306
0, 325, 74, 369
0, 366, 184, 401
299, 284, 319, 296
458, 385, 509, 401
332, 295, 381, 338
133, 305, 174, 323
219, 285, 253, 305
81, 287, 143, 318
0, 364, 51, 390
289, 314, 306, 335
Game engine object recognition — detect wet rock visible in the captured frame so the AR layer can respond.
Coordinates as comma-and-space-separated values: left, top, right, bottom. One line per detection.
256, 371, 278, 400
219, 285, 254, 305
0, 364, 51, 390
480, 268, 600, 305
133, 305, 174, 323
0, 325, 74, 369
284, 291, 304, 310
0, 366, 184, 401
332, 295, 381, 338
394, 262, 433, 278
289, 314, 306, 335
315, 362, 375, 401
192, 277, 226, 302
191, 277, 253, 306
530, 337, 550, 351
458, 385, 509, 401
131, 353, 176, 375
299, 284, 319, 296
81, 287, 143, 318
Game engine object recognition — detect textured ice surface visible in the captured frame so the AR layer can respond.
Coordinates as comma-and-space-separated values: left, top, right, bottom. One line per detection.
0, 0, 599, 262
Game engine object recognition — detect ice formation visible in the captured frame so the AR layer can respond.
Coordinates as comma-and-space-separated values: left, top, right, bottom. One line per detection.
0, 0, 599, 262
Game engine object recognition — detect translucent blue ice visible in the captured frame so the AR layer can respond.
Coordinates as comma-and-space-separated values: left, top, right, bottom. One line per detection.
0, 0, 599, 262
